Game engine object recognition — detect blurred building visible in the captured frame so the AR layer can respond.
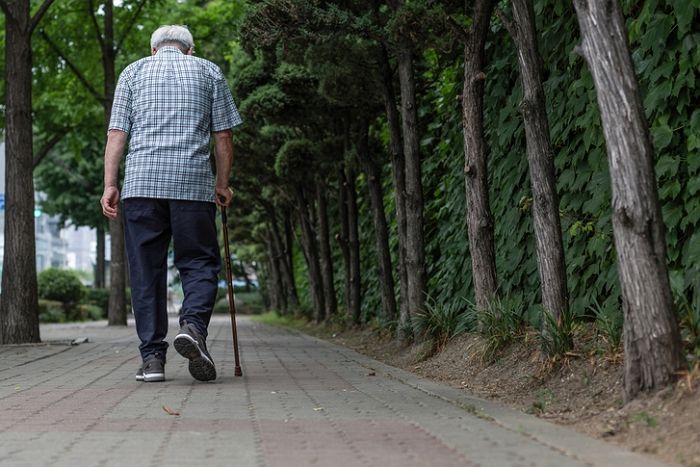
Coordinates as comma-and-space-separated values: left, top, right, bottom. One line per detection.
0, 142, 69, 279
62, 226, 97, 276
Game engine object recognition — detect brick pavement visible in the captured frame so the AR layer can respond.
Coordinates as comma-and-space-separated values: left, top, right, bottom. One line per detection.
0, 316, 668, 467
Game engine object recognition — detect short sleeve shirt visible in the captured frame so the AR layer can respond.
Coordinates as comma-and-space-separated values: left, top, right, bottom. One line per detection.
109, 46, 242, 203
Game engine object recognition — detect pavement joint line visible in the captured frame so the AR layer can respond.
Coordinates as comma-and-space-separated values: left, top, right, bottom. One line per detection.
242, 343, 270, 467
0, 345, 75, 371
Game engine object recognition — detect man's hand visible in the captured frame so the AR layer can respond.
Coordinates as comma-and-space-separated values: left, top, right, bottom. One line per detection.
216, 186, 234, 208
101, 186, 120, 219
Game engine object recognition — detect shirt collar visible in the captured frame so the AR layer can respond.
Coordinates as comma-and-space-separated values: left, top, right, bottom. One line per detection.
155, 46, 184, 55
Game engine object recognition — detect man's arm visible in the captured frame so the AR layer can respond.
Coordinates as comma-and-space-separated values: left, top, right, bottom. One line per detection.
101, 129, 128, 219
213, 129, 234, 207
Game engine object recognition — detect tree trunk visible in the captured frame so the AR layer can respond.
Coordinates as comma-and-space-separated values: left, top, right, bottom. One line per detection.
95, 225, 106, 288
337, 164, 352, 317
264, 228, 285, 312
378, 42, 410, 337
102, 0, 127, 326
0, 1, 40, 344
396, 45, 427, 333
346, 165, 362, 325
284, 210, 296, 296
573, 0, 683, 401
316, 180, 337, 320
507, 0, 569, 330
356, 120, 397, 323
462, 0, 498, 310
296, 185, 326, 321
266, 203, 299, 309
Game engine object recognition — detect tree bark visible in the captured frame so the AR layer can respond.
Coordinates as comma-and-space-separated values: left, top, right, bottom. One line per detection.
356, 121, 397, 323
283, 210, 296, 296
396, 44, 427, 333
296, 185, 326, 321
337, 164, 352, 317
506, 0, 569, 330
462, 0, 498, 310
0, 1, 40, 344
574, 0, 683, 401
346, 165, 362, 325
264, 228, 285, 312
316, 180, 337, 320
378, 42, 410, 337
98, 0, 127, 325
265, 202, 299, 309
95, 225, 106, 288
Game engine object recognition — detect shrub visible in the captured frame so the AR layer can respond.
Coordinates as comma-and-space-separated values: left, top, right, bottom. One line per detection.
539, 308, 576, 356
79, 304, 105, 321
414, 296, 474, 349
474, 296, 526, 360
38, 299, 66, 323
589, 299, 623, 352
83, 288, 109, 314
38, 268, 85, 304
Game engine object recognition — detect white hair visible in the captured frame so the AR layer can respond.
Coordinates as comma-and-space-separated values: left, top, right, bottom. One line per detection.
150, 25, 194, 51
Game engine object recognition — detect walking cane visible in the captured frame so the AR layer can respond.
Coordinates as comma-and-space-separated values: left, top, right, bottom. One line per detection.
220, 203, 243, 377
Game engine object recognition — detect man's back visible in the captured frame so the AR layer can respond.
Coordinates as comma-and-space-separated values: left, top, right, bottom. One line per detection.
110, 46, 241, 203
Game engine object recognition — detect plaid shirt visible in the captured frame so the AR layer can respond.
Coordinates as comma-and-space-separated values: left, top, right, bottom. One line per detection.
109, 47, 242, 203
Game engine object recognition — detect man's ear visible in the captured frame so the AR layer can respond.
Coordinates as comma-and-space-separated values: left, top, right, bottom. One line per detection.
151, 47, 157, 56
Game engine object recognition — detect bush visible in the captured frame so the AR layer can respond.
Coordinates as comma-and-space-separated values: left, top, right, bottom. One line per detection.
38, 299, 66, 323
474, 296, 526, 361
589, 299, 623, 352
414, 296, 474, 349
83, 288, 109, 314
539, 308, 576, 356
80, 304, 105, 321
38, 268, 85, 304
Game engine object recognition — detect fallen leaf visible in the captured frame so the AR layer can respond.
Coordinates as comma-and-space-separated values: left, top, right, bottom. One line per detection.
162, 405, 180, 416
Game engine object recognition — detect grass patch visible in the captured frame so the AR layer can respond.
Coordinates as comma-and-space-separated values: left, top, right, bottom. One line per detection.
253, 311, 309, 330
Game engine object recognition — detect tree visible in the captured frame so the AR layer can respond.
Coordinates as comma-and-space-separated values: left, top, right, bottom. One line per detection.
498, 0, 569, 341
387, 0, 428, 336
40, 0, 154, 325
0, 0, 57, 344
459, 0, 498, 311
574, 0, 683, 400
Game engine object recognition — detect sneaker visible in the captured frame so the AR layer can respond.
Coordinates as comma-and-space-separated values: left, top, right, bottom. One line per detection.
173, 322, 216, 382
135, 366, 144, 382
142, 354, 165, 382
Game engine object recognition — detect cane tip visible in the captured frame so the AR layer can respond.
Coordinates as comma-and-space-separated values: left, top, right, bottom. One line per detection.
235, 367, 243, 377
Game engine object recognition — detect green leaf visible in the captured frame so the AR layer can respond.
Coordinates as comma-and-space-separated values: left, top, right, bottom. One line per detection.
655, 156, 679, 178
673, 1, 695, 35
651, 123, 674, 150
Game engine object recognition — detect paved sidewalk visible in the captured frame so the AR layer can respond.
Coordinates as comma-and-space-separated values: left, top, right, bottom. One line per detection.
0, 316, 667, 467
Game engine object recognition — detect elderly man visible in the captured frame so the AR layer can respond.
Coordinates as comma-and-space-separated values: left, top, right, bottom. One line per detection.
101, 25, 242, 383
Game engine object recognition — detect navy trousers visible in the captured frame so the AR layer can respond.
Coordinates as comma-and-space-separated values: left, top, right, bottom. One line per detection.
123, 198, 221, 361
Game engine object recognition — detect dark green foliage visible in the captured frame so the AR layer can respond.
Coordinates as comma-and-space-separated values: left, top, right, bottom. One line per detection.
473, 296, 527, 360
539, 309, 576, 357
83, 288, 109, 315
413, 296, 474, 349
37, 268, 85, 305
275, 139, 318, 181
590, 299, 623, 352
416, 0, 700, 339
38, 300, 66, 323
